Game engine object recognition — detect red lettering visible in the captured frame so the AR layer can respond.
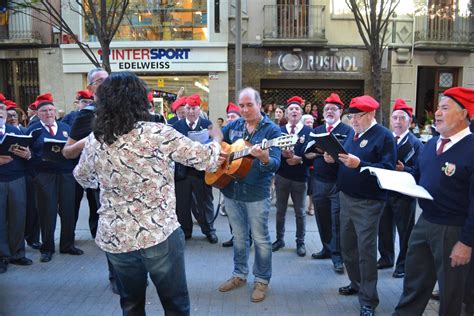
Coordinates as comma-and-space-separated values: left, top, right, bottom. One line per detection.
142, 49, 150, 60
116, 49, 124, 60
124, 49, 132, 60
133, 49, 141, 60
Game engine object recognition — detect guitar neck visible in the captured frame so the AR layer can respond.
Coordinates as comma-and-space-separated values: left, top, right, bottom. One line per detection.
231, 139, 277, 160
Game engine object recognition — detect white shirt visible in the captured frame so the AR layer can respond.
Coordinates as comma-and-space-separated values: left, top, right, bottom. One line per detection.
40, 121, 58, 136
326, 120, 341, 132
185, 118, 200, 130
357, 119, 377, 138
436, 127, 471, 153
393, 129, 410, 145
286, 122, 303, 134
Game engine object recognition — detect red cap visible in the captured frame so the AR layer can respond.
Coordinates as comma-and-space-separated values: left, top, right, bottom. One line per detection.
443, 87, 474, 118
4, 100, 17, 110
226, 102, 241, 116
185, 94, 201, 107
325, 93, 344, 108
348, 95, 379, 113
147, 91, 154, 103
28, 101, 37, 110
76, 90, 93, 101
392, 98, 413, 118
172, 96, 187, 113
0, 93, 5, 103
35, 93, 54, 110
287, 96, 304, 107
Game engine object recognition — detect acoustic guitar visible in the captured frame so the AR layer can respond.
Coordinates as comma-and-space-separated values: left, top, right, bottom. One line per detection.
205, 134, 298, 189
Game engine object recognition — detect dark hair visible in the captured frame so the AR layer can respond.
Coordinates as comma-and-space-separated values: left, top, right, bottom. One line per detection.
93, 72, 150, 145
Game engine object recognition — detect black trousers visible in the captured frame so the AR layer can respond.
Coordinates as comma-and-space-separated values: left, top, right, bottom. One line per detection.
24, 174, 40, 244
464, 252, 474, 305
394, 216, 470, 316
35, 172, 76, 254
377, 194, 416, 272
175, 174, 215, 238
73, 183, 99, 238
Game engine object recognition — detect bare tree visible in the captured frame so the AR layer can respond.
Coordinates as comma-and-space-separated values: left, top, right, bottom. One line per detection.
9, 0, 130, 73
346, 0, 400, 121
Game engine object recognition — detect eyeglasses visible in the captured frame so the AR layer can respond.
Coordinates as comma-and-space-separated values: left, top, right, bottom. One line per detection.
391, 115, 408, 121
346, 112, 368, 120
89, 77, 104, 86
324, 106, 340, 112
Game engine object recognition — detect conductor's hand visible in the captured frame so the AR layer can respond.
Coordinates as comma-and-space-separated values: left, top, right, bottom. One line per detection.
209, 124, 223, 143
250, 144, 270, 165
338, 153, 360, 168
450, 241, 472, 268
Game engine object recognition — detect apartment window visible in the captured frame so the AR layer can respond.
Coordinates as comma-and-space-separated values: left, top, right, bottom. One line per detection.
84, 0, 208, 42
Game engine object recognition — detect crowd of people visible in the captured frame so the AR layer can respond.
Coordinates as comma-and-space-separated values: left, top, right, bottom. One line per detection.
0, 69, 473, 316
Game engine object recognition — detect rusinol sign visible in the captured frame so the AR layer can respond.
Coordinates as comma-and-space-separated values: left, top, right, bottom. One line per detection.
98, 48, 191, 70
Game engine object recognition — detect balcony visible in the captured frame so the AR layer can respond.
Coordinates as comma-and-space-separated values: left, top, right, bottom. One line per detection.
0, 9, 43, 45
414, 5, 473, 50
263, 4, 326, 46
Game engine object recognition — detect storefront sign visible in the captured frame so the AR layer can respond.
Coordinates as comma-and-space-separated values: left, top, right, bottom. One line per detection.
61, 44, 228, 73
277, 51, 361, 72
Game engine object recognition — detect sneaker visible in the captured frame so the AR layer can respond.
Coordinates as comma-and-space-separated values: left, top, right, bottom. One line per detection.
218, 277, 246, 292
251, 281, 268, 302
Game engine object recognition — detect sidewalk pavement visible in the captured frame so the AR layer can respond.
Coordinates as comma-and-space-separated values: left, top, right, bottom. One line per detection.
0, 192, 442, 316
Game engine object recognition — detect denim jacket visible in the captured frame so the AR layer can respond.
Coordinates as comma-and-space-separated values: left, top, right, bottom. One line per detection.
221, 114, 281, 202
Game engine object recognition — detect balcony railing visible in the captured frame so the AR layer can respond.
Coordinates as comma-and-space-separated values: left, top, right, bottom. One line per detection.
0, 8, 42, 42
263, 5, 326, 42
414, 5, 473, 49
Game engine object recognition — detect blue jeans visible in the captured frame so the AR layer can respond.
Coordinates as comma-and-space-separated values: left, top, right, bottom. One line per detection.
106, 229, 190, 316
224, 197, 272, 284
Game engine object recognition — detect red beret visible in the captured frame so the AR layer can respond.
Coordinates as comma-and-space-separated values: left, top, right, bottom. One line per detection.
28, 101, 37, 110
443, 87, 474, 119
76, 90, 93, 101
4, 100, 17, 110
36, 93, 54, 110
172, 96, 187, 113
226, 102, 241, 116
348, 95, 379, 113
0, 93, 5, 103
185, 94, 201, 107
325, 93, 344, 108
147, 91, 154, 103
392, 98, 412, 118
287, 96, 304, 107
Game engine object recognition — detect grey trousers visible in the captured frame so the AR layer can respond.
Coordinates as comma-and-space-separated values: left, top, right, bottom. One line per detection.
339, 192, 385, 308
394, 216, 470, 316
275, 174, 307, 244
0, 176, 27, 260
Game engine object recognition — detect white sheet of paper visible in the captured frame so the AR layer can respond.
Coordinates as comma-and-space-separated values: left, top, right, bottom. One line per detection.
187, 129, 209, 144
360, 166, 433, 200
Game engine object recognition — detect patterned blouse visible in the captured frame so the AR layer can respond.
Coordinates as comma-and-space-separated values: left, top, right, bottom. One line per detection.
73, 122, 221, 253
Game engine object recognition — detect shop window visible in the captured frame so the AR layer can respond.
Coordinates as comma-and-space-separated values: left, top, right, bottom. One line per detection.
84, 0, 208, 42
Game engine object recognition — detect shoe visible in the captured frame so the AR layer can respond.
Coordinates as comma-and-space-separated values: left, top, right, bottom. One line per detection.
28, 241, 42, 250
10, 257, 33, 266
306, 208, 314, 216
339, 284, 359, 296
251, 281, 268, 303
185, 235, 192, 240
465, 303, 474, 315
222, 238, 234, 248
392, 270, 405, 278
60, 247, 84, 255
430, 290, 440, 301
360, 305, 375, 316
271, 239, 285, 252
110, 278, 119, 295
206, 233, 218, 244
296, 243, 306, 257
376, 260, 393, 270
0, 259, 7, 273
333, 262, 344, 274
219, 276, 246, 292
40, 253, 53, 262
311, 250, 331, 259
